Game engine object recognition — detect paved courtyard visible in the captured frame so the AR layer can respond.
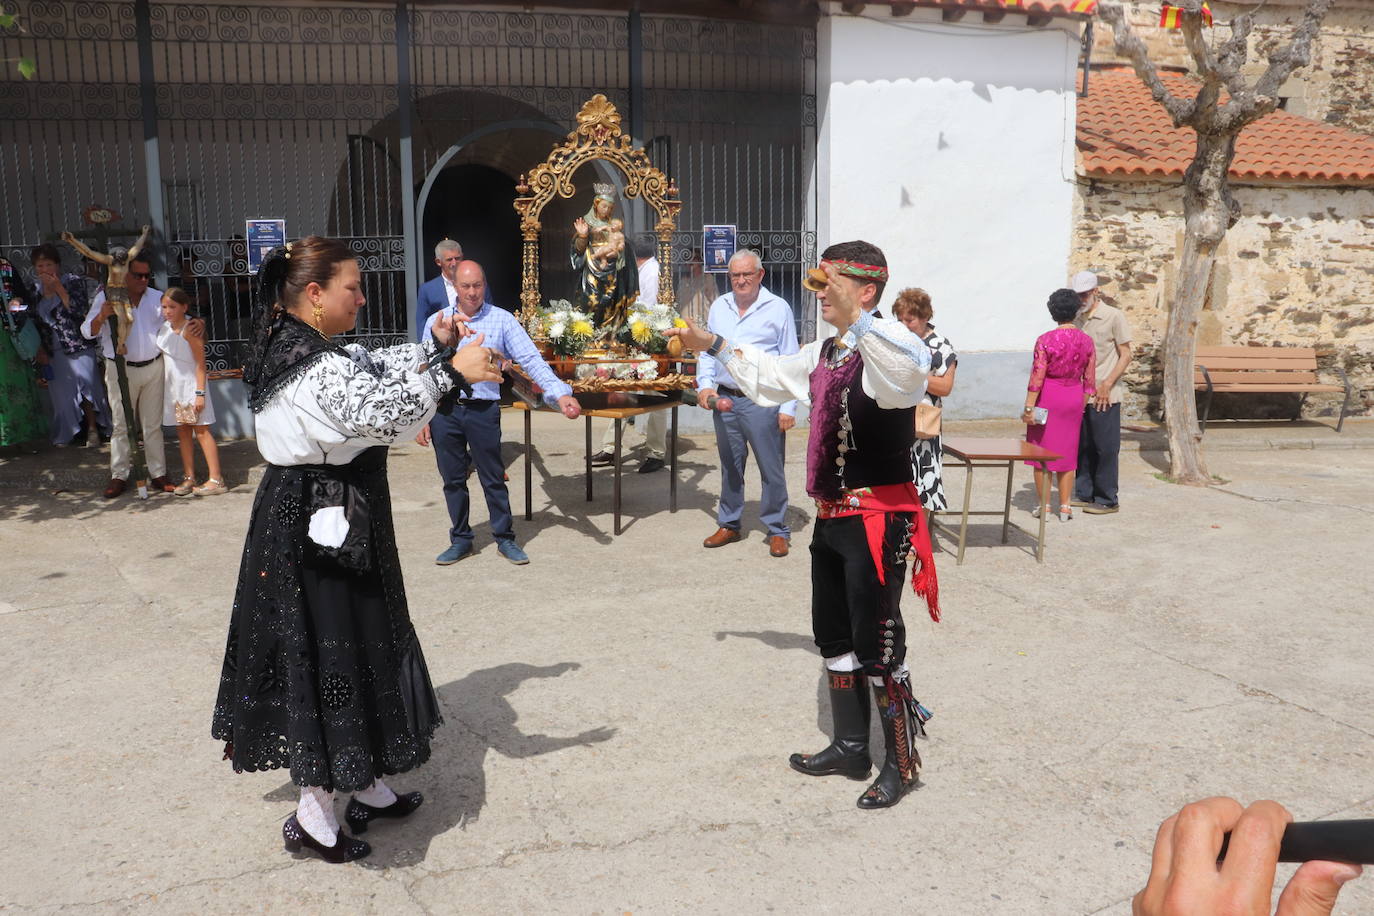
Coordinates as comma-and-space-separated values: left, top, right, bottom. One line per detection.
2, 415, 1372, 914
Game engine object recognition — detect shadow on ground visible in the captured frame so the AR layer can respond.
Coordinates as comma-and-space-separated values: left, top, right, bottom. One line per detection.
261, 661, 617, 869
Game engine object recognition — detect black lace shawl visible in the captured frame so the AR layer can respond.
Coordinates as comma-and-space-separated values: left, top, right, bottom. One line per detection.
246, 314, 346, 414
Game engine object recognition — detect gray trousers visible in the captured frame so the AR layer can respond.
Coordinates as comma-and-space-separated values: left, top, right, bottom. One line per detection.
713, 393, 789, 538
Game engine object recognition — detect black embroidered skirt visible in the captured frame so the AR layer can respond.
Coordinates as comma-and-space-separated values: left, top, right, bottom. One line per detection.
211, 447, 443, 792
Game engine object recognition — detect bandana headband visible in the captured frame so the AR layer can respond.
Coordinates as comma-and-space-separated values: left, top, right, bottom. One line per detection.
823, 259, 889, 282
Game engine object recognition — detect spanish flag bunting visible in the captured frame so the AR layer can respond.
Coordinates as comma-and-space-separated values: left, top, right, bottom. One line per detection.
1160, 2, 1213, 27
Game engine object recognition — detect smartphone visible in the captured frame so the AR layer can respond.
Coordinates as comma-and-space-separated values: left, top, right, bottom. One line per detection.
1032, 407, 1049, 425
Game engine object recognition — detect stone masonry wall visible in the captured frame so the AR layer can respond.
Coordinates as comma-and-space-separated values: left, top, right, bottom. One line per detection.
1092, 0, 1374, 136
1072, 180, 1374, 422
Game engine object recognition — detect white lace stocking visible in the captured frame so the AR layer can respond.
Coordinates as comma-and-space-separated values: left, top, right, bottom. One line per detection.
297, 786, 339, 847
354, 778, 397, 808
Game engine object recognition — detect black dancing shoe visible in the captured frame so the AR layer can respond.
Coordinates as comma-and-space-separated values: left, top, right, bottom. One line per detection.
282, 814, 371, 863
344, 791, 424, 834
787, 670, 872, 780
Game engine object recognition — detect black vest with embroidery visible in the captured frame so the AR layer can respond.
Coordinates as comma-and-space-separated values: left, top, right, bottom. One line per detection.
807, 337, 916, 499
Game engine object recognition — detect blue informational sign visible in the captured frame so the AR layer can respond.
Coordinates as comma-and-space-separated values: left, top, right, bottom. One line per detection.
245, 219, 287, 274
702, 225, 736, 274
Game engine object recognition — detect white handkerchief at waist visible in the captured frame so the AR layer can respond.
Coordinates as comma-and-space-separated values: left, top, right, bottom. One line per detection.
308, 505, 349, 549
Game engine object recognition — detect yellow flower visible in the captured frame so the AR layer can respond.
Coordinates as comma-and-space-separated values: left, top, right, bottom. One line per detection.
630, 320, 652, 344
672, 317, 687, 328
570, 319, 594, 337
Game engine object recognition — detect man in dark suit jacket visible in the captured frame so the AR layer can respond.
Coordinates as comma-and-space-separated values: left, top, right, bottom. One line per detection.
416, 238, 493, 338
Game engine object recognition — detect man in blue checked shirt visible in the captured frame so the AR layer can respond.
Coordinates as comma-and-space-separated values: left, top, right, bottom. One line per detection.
695, 249, 799, 559
419, 260, 581, 566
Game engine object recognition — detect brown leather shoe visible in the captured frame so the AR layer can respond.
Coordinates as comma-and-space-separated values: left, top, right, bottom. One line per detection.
702, 527, 742, 548
149, 476, 174, 493
768, 535, 790, 558
103, 478, 127, 499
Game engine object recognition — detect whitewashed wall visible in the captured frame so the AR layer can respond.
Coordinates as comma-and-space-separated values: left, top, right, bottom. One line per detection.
815, 5, 1081, 417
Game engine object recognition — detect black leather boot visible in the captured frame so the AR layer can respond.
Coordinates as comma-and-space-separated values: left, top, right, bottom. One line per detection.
788, 670, 872, 779
857, 684, 921, 809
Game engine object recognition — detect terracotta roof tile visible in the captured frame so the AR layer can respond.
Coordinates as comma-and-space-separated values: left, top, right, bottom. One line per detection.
1077, 67, 1374, 185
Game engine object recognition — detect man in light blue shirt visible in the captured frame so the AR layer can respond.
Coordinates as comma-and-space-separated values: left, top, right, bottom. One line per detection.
420, 260, 580, 566
696, 249, 799, 557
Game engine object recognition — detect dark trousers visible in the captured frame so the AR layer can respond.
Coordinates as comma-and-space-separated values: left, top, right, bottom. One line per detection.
431, 400, 513, 545
1075, 402, 1121, 507
809, 513, 913, 677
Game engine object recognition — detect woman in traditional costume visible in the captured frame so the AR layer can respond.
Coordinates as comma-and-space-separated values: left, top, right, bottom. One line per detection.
211, 236, 500, 863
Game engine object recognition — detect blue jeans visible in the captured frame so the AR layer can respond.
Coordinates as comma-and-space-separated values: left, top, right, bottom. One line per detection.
431, 400, 514, 544
713, 392, 789, 538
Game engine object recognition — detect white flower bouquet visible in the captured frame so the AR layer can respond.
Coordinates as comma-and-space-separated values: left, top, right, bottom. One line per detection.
540, 299, 596, 358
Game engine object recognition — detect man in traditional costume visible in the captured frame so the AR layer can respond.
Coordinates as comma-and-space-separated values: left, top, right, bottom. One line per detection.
668, 240, 940, 809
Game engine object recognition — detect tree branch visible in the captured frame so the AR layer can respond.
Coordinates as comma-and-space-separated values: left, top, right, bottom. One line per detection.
1253, 0, 1333, 100
1097, 2, 1194, 125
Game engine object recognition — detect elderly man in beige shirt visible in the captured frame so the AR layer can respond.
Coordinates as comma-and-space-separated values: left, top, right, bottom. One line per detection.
1071, 271, 1132, 514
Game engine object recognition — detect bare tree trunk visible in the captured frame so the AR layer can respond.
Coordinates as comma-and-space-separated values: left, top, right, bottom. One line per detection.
1163, 132, 1234, 484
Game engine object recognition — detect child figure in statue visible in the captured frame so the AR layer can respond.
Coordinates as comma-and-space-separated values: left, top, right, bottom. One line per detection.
61, 225, 152, 356
589, 218, 626, 272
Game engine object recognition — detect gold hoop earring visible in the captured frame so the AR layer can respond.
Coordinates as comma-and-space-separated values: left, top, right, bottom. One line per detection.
312, 302, 325, 330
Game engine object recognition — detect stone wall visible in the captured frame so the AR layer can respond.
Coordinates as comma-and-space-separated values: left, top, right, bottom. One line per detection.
1071, 180, 1374, 421
1092, 0, 1374, 135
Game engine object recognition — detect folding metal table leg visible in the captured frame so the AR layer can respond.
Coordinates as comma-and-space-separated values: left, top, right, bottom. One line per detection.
956, 459, 973, 565
523, 407, 533, 521
1035, 460, 1047, 563
1001, 460, 1013, 544
585, 415, 593, 502
613, 419, 624, 535
669, 406, 679, 512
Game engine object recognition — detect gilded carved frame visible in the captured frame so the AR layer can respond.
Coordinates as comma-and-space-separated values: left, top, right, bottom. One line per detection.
512, 94, 681, 328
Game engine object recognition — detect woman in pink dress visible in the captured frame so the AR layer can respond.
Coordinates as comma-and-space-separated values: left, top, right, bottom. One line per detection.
1022, 289, 1096, 521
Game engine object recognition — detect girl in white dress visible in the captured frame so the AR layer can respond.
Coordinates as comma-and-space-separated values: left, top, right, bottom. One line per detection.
158, 287, 225, 495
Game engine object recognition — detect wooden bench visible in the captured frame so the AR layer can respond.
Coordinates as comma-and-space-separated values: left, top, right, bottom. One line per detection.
1194, 346, 1352, 434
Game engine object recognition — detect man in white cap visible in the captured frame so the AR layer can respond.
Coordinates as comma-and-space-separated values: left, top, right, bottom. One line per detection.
1070, 271, 1132, 514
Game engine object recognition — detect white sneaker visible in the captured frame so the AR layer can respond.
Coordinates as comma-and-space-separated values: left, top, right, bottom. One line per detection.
1058, 505, 1073, 522
1031, 505, 1051, 519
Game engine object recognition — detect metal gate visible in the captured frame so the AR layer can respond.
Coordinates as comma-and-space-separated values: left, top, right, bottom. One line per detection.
0, 1, 817, 373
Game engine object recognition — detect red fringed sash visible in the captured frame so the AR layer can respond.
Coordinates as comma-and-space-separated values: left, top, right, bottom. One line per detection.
815, 481, 941, 623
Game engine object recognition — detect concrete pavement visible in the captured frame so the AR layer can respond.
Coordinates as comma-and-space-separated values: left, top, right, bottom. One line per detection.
2, 413, 1372, 913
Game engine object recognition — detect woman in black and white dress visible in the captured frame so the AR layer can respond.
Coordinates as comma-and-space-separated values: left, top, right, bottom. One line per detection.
892, 288, 957, 512
211, 237, 500, 863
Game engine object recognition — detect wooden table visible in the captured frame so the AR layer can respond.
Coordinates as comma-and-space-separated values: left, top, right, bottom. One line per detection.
509, 390, 683, 536
930, 437, 1062, 565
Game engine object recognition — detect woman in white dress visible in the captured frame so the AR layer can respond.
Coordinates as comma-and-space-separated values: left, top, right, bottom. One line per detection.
210, 236, 500, 863
157, 286, 224, 495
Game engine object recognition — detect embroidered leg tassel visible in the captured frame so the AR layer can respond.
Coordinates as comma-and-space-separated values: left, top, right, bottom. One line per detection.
857, 680, 919, 810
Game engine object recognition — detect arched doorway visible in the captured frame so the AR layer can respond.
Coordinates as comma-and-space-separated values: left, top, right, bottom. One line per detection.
420, 163, 522, 308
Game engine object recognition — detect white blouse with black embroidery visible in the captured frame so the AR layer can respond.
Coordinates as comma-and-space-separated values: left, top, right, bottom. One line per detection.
255, 339, 453, 466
